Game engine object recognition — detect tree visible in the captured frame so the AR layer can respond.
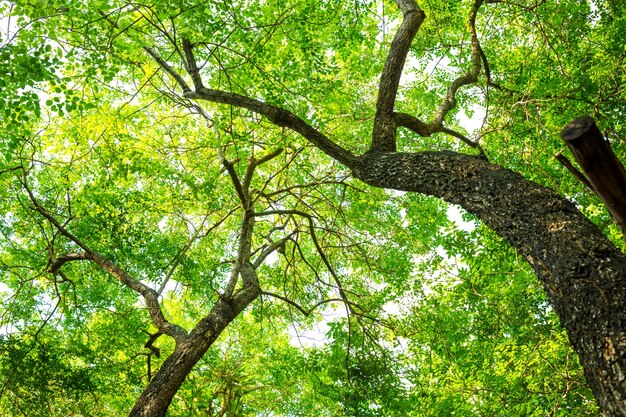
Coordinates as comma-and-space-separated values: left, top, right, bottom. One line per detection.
1, 0, 625, 416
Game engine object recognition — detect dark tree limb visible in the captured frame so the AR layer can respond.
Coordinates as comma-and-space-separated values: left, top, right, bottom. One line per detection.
352, 150, 626, 416
143, 38, 357, 167
554, 150, 595, 194
182, 38, 204, 91
48, 252, 90, 274
185, 88, 358, 167
371, 0, 425, 152
394, 111, 486, 156
561, 116, 626, 235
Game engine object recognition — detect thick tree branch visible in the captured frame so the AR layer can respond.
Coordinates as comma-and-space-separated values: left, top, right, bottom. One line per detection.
353, 149, 626, 415
224, 209, 255, 297
371, 0, 426, 152
186, 88, 358, 166
561, 116, 626, 235
220, 150, 285, 297
48, 252, 90, 274
131, 261, 261, 417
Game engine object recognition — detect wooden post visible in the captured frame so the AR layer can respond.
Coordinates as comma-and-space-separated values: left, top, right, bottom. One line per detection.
561, 116, 626, 236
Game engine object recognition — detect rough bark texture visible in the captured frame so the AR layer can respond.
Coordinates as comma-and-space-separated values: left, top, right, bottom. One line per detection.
562, 116, 626, 236
371, 2, 425, 152
129, 280, 260, 417
353, 151, 626, 416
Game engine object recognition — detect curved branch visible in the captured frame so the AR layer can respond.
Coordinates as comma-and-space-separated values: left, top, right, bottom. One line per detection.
144, 41, 357, 167
394, 111, 486, 155
426, 0, 484, 131
88, 252, 188, 341
48, 252, 90, 274
22, 174, 188, 342
353, 150, 626, 414
252, 231, 297, 269
242, 147, 283, 193
186, 88, 358, 167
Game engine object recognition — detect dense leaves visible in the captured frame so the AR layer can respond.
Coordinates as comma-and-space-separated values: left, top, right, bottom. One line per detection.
1, 0, 624, 415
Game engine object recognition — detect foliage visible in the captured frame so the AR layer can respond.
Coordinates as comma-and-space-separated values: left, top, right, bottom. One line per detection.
1, 0, 624, 415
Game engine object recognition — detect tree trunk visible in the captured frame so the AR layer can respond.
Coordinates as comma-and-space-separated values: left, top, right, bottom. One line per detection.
353, 150, 626, 416
129, 287, 260, 417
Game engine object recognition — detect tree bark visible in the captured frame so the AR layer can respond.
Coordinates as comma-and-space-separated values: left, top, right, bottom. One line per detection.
561, 116, 626, 236
352, 150, 626, 416
129, 284, 260, 417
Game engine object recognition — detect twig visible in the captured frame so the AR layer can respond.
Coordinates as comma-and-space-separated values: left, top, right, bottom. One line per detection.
554, 151, 595, 193
261, 291, 348, 316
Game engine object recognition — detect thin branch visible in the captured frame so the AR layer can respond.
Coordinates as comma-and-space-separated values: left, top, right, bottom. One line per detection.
144, 46, 192, 93
0, 165, 23, 176
255, 209, 358, 310
554, 151, 595, 194
97, 9, 191, 94
439, 126, 486, 156
261, 291, 347, 316
261, 179, 352, 198
21, 175, 91, 253
157, 215, 209, 296
426, 0, 484, 131
21, 173, 188, 342
157, 206, 239, 296
252, 231, 297, 269
89, 252, 188, 340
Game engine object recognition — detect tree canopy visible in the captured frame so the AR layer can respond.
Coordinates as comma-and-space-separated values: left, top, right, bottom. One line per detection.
1, 0, 626, 416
